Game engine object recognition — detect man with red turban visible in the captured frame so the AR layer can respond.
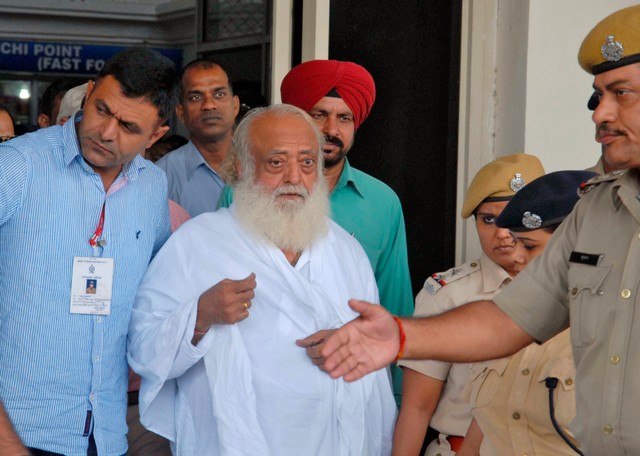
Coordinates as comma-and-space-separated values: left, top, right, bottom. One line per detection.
282, 60, 413, 405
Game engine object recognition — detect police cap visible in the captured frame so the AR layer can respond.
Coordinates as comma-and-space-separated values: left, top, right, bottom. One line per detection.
578, 5, 640, 75
461, 154, 545, 219
496, 170, 598, 232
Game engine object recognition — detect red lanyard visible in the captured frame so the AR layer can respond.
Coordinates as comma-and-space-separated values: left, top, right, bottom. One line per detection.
89, 203, 106, 248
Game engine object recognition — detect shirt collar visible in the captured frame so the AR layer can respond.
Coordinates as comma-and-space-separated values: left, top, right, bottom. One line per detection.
479, 253, 513, 293
184, 141, 217, 180
610, 168, 639, 208
590, 157, 606, 175
63, 110, 147, 180
611, 168, 640, 223
334, 158, 364, 198
62, 111, 84, 166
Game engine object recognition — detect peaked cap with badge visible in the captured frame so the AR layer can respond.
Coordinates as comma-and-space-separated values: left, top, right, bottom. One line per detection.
496, 170, 598, 232
461, 153, 545, 219
280, 59, 376, 130
578, 5, 640, 75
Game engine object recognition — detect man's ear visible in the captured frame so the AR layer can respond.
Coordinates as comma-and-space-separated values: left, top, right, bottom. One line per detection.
37, 114, 50, 128
85, 80, 96, 99
146, 125, 170, 149
176, 103, 185, 124
232, 95, 240, 117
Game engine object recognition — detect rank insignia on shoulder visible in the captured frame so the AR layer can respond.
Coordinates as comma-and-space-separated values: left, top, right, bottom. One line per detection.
423, 261, 481, 294
579, 170, 625, 195
424, 274, 446, 294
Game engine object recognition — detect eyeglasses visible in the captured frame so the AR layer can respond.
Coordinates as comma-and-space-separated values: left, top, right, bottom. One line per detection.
0, 135, 15, 143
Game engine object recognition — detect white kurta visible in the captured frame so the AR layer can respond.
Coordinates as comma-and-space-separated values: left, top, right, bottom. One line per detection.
128, 207, 396, 456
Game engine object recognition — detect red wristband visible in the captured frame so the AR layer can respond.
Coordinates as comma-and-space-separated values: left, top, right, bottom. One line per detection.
392, 316, 406, 362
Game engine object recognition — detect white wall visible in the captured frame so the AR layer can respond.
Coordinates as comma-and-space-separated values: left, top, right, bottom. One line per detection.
525, 0, 638, 172
457, 0, 639, 263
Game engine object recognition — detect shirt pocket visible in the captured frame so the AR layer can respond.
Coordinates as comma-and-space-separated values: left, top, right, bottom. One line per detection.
537, 356, 577, 429
567, 262, 611, 347
466, 357, 510, 408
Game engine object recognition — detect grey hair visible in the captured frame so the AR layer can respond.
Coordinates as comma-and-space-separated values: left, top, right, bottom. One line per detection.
221, 103, 325, 185
56, 82, 88, 124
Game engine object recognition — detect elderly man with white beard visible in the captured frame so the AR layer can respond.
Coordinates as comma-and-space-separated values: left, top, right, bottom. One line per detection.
127, 104, 396, 456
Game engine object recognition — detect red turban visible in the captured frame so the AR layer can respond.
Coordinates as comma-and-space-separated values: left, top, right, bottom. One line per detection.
280, 60, 376, 129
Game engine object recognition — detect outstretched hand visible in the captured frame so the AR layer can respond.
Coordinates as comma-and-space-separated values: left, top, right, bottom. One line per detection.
320, 299, 400, 382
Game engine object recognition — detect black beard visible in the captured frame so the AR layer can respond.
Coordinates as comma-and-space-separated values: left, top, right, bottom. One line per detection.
323, 151, 347, 168
323, 135, 347, 168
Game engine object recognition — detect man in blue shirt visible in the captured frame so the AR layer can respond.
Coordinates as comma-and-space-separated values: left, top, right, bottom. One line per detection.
156, 59, 239, 216
0, 48, 178, 455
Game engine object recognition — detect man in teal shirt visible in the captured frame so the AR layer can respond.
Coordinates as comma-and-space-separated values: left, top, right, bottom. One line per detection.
220, 60, 412, 404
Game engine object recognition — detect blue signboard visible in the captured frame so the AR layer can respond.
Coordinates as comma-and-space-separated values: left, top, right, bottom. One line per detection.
0, 40, 183, 76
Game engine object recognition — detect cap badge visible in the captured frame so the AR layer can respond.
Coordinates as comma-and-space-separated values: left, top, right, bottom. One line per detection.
601, 35, 624, 62
522, 211, 542, 229
510, 173, 526, 192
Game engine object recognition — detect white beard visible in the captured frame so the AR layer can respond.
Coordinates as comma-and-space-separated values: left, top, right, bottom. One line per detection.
233, 176, 330, 252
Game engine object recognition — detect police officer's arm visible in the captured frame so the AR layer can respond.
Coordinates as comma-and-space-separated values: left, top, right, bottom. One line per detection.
392, 370, 444, 455
322, 299, 533, 382
0, 402, 29, 455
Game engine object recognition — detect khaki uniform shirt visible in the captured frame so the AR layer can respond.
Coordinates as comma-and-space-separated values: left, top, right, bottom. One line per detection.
586, 157, 606, 175
399, 255, 512, 438
494, 168, 640, 455
466, 329, 577, 455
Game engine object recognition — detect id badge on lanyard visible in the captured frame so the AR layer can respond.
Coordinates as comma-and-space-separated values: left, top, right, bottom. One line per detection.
70, 203, 115, 315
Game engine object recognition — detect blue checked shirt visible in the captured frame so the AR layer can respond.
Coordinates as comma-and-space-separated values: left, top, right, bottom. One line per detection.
0, 114, 171, 455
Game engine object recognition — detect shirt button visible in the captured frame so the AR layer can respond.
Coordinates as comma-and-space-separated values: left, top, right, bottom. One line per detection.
621, 289, 631, 299
521, 368, 530, 376
89, 393, 95, 401
571, 287, 578, 296
611, 355, 621, 364
597, 289, 604, 296
512, 412, 521, 420
470, 262, 477, 267
96, 317, 102, 323
565, 378, 574, 386
94, 355, 100, 362
603, 425, 613, 434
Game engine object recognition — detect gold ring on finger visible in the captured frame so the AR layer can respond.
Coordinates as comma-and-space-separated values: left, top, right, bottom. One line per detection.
243, 302, 249, 311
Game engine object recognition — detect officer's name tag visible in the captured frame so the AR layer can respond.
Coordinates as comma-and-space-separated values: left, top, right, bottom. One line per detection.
70, 256, 114, 315
568, 251, 604, 266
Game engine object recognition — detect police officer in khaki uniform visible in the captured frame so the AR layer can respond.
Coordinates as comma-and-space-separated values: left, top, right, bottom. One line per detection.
318, 7, 640, 455
394, 154, 544, 456
460, 171, 596, 456
486, 8, 640, 454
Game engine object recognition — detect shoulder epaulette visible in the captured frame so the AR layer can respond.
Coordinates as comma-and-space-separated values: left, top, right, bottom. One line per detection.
422, 261, 482, 294
579, 170, 625, 195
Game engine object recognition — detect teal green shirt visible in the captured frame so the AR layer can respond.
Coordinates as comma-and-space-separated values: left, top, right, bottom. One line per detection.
219, 159, 413, 404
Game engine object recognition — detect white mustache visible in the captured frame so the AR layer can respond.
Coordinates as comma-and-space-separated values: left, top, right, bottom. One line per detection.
272, 184, 308, 198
